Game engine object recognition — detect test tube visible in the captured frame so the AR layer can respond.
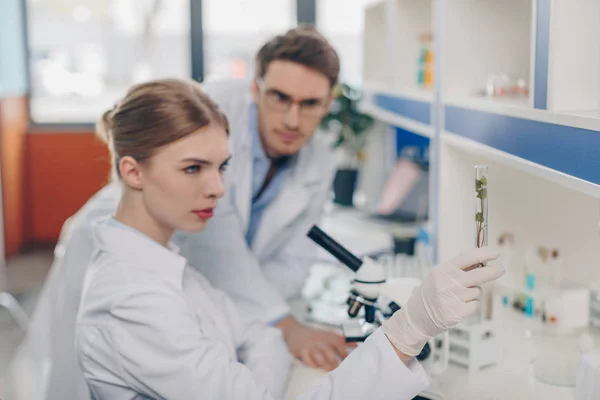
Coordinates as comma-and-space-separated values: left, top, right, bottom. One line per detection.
475, 165, 491, 321
475, 165, 488, 252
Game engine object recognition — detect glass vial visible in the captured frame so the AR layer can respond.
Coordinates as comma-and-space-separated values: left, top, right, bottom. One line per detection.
475, 165, 488, 250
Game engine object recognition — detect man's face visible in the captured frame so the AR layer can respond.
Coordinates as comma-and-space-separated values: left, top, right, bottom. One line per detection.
252, 60, 333, 158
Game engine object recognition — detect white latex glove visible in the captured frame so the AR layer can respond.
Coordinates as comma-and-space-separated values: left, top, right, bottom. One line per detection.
382, 246, 504, 356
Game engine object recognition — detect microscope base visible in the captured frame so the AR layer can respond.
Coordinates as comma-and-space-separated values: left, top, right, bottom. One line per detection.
341, 318, 379, 342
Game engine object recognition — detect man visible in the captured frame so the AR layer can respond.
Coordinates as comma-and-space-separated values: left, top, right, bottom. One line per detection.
176, 25, 347, 370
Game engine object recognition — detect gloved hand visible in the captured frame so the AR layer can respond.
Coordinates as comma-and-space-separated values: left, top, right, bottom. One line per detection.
382, 246, 504, 356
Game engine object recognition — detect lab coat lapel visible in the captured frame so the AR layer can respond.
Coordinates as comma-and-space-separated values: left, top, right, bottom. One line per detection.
232, 107, 253, 229
251, 144, 320, 259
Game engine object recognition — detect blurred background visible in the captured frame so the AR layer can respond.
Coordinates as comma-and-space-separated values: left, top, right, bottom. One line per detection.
2, 1, 600, 398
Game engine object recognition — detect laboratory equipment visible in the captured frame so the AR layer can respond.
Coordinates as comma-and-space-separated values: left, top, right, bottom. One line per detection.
590, 288, 600, 328
474, 165, 488, 254
496, 232, 515, 308
447, 320, 501, 372
543, 287, 590, 328
306, 225, 449, 371
576, 348, 600, 400
530, 331, 595, 388
444, 165, 501, 371
417, 32, 434, 89
470, 166, 490, 321
307, 225, 389, 336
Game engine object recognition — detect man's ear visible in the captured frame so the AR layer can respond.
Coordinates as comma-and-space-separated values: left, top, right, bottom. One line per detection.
251, 79, 260, 103
322, 90, 335, 114
118, 156, 144, 190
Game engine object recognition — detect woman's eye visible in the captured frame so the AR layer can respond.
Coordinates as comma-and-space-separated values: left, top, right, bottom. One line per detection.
219, 160, 230, 173
184, 165, 200, 174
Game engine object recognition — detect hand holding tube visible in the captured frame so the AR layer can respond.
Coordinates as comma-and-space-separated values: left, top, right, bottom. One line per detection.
382, 246, 505, 356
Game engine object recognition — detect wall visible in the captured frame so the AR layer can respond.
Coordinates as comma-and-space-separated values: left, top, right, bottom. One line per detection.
25, 132, 110, 244
0, 98, 28, 256
0, 0, 28, 97
0, 0, 29, 257
439, 141, 600, 287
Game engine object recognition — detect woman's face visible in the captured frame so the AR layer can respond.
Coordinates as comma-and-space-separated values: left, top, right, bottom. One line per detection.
137, 124, 230, 233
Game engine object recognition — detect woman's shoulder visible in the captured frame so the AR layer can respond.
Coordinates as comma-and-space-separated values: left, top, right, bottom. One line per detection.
79, 253, 184, 322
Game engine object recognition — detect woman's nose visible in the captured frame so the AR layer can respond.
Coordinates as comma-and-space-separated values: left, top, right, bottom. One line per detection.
206, 171, 225, 199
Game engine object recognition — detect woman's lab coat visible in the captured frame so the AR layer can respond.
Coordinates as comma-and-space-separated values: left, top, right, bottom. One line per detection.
9, 184, 122, 400
15, 78, 357, 398
76, 217, 429, 400
175, 79, 338, 323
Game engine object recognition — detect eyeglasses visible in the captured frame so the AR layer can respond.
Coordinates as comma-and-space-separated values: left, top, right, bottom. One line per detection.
257, 79, 328, 118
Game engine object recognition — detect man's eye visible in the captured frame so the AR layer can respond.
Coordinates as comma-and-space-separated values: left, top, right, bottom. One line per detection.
273, 92, 289, 103
184, 165, 200, 173
303, 99, 320, 107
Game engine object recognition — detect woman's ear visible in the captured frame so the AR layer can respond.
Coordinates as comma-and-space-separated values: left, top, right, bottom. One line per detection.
118, 156, 144, 190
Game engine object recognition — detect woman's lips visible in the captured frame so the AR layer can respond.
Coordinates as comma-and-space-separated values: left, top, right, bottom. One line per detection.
193, 208, 214, 220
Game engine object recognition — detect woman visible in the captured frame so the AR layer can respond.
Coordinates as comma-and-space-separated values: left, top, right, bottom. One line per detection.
76, 78, 505, 400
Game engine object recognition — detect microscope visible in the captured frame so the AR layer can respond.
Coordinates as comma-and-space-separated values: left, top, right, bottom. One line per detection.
307, 225, 405, 340
307, 225, 448, 366
307, 225, 450, 400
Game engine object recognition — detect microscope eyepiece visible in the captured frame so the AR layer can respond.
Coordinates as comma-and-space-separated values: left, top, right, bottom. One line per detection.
307, 225, 363, 272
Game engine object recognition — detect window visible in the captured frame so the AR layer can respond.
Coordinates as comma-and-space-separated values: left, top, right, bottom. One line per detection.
26, 0, 191, 124
317, 0, 379, 87
202, 0, 296, 81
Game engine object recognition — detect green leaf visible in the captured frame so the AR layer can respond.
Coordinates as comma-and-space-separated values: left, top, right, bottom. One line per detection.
332, 136, 345, 148
318, 82, 374, 152
476, 180, 482, 190
479, 176, 487, 185
475, 212, 484, 222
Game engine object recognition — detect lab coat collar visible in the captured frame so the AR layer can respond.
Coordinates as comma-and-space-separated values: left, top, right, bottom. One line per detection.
291, 135, 323, 184
250, 134, 324, 257
91, 216, 187, 290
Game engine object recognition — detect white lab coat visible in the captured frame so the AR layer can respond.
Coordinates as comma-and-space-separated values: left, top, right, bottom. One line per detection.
76, 217, 429, 400
13, 78, 334, 398
10, 183, 121, 400
77, 216, 292, 399
175, 79, 338, 322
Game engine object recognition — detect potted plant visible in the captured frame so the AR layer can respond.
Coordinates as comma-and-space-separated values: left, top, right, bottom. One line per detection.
320, 83, 375, 206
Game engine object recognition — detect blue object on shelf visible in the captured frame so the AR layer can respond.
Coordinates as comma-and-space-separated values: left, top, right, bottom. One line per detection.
445, 105, 600, 185
395, 127, 430, 162
374, 94, 431, 125
525, 273, 536, 317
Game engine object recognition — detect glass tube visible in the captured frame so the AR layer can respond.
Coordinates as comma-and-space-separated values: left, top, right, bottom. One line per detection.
474, 165, 490, 323
475, 166, 489, 251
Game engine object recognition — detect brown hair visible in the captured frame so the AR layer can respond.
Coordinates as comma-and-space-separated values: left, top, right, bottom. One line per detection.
255, 24, 340, 87
96, 78, 229, 177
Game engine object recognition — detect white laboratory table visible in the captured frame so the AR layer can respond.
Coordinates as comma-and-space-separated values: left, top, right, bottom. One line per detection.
288, 207, 593, 399
284, 303, 593, 400
315, 205, 423, 262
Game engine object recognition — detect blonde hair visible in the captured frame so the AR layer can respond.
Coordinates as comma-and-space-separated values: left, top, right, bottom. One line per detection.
96, 78, 229, 177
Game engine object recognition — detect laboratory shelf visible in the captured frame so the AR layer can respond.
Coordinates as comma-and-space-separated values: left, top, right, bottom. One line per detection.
546, 0, 600, 114
443, 0, 534, 103
363, 2, 387, 86
361, 83, 432, 138
442, 103, 600, 198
